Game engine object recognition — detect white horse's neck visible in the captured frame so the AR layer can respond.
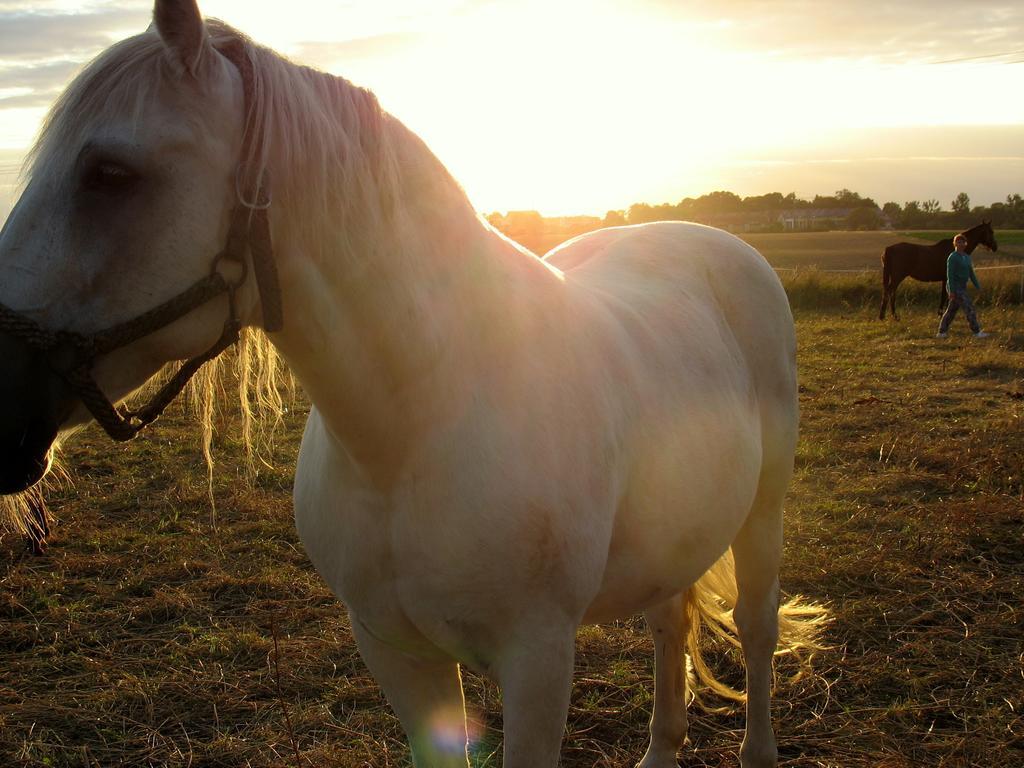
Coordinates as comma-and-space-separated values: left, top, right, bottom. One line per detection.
269, 105, 564, 485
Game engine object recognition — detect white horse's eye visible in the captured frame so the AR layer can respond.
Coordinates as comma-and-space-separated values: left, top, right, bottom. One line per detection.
83, 160, 139, 192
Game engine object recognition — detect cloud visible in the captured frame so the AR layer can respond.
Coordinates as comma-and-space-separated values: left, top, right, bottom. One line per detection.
291, 32, 422, 68
0, 60, 83, 108
0, 7, 422, 112
0, 8, 151, 108
722, 155, 1024, 209
748, 125, 1024, 162
0, 8, 150, 61
643, 0, 1024, 62
716, 124, 1024, 205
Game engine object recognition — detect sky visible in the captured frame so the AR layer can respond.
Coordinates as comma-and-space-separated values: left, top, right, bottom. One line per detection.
0, 0, 1022, 219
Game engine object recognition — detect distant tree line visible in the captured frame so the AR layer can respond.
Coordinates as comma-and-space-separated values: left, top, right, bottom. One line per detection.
879, 192, 1024, 229
486, 189, 1024, 254
601, 189, 1024, 231
613, 189, 874, 226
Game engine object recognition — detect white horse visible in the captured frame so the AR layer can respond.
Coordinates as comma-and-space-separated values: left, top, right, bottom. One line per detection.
0, 2, 825, 766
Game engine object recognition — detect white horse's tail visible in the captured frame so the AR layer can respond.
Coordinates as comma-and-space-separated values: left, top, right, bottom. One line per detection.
684, 549, 829, 706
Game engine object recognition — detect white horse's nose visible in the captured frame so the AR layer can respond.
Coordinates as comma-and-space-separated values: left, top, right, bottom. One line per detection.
0, 331, 74, 494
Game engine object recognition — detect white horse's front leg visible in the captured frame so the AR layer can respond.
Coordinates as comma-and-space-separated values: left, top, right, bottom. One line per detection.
351, 620, 471, 768
494, 620, 577, 768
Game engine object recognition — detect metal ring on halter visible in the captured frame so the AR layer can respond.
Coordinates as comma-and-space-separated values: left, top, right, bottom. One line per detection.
212, 248, 249, 290
235, 161, 272, 210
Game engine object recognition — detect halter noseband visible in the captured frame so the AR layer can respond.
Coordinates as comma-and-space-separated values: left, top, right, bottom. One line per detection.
0, 38, 282, 442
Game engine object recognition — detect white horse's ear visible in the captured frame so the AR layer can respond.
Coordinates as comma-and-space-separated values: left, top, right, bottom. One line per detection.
153, 0, 209, 76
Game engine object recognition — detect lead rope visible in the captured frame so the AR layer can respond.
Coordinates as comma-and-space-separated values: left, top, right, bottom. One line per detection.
67, 316, 241, 441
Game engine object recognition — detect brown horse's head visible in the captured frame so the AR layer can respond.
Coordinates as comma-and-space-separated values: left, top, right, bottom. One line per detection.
981, 221, 998, 252
971, 221, 998, 252
957, 221, 998, 255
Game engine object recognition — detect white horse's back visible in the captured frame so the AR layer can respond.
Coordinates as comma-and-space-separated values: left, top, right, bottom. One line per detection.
543, 222, 797, 622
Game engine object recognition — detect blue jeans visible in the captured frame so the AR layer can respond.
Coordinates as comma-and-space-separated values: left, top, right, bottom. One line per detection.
938, 289, 980, 334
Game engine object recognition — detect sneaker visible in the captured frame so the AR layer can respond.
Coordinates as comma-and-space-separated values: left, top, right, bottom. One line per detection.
974, 331, 990, 338
936, 332, 948, 338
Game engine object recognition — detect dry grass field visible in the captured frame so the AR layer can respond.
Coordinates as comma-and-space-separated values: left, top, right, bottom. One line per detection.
1, 232, 1022, 767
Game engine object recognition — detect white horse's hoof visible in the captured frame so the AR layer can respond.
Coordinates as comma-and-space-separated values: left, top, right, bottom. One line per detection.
636, 749, 681, 768
739, 743, 778, 768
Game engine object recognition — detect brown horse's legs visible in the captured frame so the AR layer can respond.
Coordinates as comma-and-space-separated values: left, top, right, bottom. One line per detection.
888, 278, 903, 320
938, 284, 948, 315
878, 285, 889, 320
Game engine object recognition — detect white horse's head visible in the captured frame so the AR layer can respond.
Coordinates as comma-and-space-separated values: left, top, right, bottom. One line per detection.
0, 1, 260, 492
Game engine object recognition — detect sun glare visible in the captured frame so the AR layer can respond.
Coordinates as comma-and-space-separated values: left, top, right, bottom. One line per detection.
0, 107, 48, 152
336, 2, 764, 214
1, 1, 1021, 219
198, 0, 771, 214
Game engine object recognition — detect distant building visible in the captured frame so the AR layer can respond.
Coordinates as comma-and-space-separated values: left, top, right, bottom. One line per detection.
700, 211, 776, 233
776, 208, 857, 231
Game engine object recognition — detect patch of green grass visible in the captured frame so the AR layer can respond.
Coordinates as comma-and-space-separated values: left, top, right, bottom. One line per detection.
780, 267, 1024, 314
899, 231, 958, 243
734, 230, 1024, 271
901, 229, 1024, 248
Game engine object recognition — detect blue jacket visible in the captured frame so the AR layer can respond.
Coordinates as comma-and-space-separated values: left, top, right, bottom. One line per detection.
946, 250, 980, 293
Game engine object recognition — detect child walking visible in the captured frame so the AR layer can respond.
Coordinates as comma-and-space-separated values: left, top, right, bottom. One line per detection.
937, 233, 989, 338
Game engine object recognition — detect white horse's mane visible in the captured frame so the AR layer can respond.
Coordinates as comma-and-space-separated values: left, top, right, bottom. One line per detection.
24, 17, 465, 492
9, 16, 491, 521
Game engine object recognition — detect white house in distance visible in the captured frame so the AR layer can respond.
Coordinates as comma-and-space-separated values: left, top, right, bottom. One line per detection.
776, 207, 891, 231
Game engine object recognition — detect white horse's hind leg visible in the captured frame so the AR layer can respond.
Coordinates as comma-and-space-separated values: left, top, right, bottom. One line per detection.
637, 594, 690, 768
351, 622, 470, 768
732, 497, 784, 768
494, 622, 577, 767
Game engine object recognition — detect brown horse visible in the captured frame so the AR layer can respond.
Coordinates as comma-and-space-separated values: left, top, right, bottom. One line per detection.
879, 221, 998, 320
